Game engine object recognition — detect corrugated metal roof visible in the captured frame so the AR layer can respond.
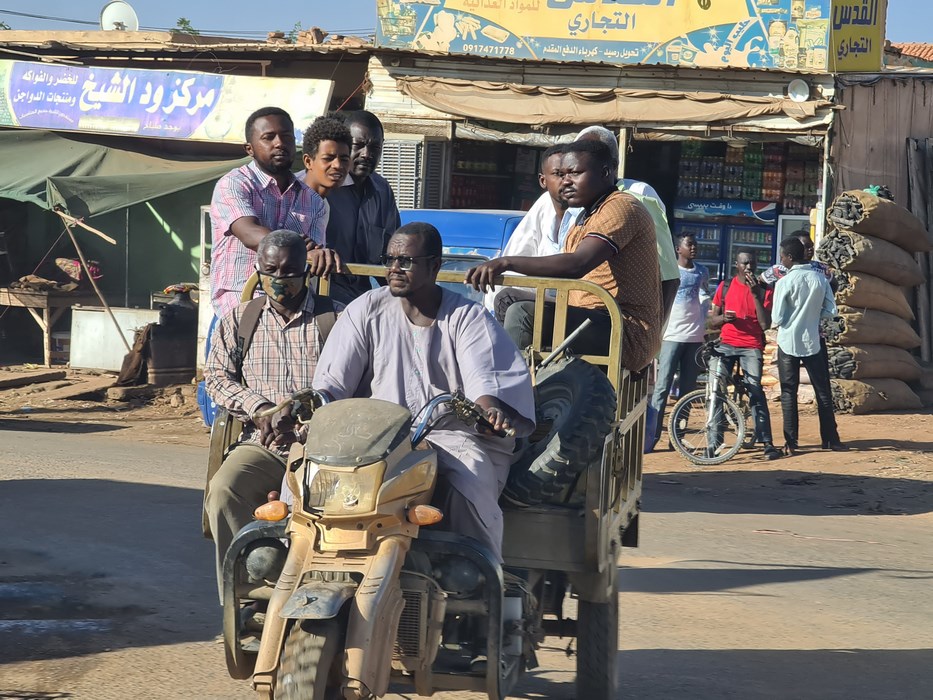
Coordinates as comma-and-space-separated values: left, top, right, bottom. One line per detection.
891, 43, 933, 62
0, 30, 372, 55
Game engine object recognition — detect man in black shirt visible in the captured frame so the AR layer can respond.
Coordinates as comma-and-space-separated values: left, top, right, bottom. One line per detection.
326, 110, 402, 305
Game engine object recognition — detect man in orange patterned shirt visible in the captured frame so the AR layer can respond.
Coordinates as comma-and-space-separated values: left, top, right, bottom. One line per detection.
466, 140, 661, 371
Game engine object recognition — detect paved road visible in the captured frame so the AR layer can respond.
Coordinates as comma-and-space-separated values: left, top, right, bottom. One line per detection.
1, 427, 931, 699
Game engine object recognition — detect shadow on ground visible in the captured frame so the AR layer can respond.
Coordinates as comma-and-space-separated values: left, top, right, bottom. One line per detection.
645, 469, 933, 516
618, 560, 933, 595
0, 479, 216, 664
0, 418, 127, 434
617, 648, 933, 700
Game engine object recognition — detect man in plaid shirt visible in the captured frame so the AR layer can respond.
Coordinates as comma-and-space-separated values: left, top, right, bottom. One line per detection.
204, 230, 323, 598
209, 106, 339, 319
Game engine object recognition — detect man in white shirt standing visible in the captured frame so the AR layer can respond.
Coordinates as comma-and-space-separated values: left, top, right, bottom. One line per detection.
772, 236, 846, 454
649, 233, 709, 449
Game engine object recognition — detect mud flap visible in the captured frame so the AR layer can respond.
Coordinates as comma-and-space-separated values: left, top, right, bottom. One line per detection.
280, 582, 357, 620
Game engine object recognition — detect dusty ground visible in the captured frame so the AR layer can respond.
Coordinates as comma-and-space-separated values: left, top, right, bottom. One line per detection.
1, 365, 931, 699
2, 365, 931, 480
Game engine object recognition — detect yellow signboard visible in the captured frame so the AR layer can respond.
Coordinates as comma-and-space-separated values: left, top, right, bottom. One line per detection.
376, 0, 884, 72
829, 0, 885, 71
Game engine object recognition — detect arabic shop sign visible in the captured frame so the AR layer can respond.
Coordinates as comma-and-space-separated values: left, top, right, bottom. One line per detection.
0, 60, 334, 143
375, 0, 884, 72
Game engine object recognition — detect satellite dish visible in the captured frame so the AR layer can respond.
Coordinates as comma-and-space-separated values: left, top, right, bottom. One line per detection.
787, 78, 811, 103
99, 1, 139, 31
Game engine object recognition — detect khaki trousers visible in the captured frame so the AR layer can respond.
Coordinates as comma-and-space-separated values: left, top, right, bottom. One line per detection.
205, 443, 286, 603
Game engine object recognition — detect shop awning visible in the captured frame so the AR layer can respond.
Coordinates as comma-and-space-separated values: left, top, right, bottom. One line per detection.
395, 76, 833, 128
0, 129, 247, 218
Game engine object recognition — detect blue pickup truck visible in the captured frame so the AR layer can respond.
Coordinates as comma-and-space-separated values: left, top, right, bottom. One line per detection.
400, 208, 525, 259
400, 208, 527, 302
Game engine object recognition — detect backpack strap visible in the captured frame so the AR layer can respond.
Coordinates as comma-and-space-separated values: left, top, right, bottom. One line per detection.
231, 296, 266, 384
311, 293, 337, 347
718, 278, 732, 309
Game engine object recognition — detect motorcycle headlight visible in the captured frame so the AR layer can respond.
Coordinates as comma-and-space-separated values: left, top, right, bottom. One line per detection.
305, 462, 384, 515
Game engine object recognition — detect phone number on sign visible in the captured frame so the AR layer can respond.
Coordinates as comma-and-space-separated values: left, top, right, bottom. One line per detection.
462, 44, 516, 55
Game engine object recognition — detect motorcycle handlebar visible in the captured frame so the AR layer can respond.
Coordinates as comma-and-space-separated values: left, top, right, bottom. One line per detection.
412, 391, 516, 446
251, 388, 332, 420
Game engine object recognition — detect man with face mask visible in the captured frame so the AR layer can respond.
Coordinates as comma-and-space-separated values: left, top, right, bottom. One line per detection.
325, 110, 402, 306
204, 229, 331, 598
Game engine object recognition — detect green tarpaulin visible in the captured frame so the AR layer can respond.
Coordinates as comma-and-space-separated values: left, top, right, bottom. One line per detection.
0, 129, 248, 217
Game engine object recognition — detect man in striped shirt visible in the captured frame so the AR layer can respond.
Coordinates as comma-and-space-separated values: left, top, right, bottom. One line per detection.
209, 106, 339, 319
204, 230, 323, 597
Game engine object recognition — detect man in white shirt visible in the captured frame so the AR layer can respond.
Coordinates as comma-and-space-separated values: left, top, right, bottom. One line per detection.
499, 144, 568, 258
649, 233, 709, 449
772, 236, 846, 453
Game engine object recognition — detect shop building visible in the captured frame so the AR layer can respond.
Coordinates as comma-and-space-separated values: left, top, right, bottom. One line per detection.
369, 0, 884, 286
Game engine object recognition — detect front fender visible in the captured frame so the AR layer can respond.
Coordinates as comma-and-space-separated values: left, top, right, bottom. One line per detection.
280, 582, 357, 620
222, 519, 288, 680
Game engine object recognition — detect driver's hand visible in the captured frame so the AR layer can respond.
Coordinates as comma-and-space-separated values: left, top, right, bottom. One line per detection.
270, 405, 296, 447
479, 405, 512, 436
465, 258, 510, 293
252, 403, 277, 447
307, 245, 347, 279
253, 403, 296, 447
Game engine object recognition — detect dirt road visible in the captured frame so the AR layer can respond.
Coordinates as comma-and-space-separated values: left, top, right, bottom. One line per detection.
0, 407, 931, 699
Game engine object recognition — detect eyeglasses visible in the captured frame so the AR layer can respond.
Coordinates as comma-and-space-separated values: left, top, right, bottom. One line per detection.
380, 254, 435, 271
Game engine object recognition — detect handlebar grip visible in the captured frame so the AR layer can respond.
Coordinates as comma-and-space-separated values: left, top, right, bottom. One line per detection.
475, 415, 516, 439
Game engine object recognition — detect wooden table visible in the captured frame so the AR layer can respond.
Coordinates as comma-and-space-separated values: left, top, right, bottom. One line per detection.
0, 288, 100, 366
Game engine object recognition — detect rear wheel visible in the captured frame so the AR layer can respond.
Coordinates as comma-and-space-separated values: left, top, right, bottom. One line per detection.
669, 389, 745, 466
576, 593, 619, 699
275, 618, 345, 700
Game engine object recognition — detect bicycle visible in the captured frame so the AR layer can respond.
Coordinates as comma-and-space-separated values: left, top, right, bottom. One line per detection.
668, 341, 749, 465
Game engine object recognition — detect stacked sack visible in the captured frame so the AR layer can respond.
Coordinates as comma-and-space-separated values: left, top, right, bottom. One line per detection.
817, 189, 933, 414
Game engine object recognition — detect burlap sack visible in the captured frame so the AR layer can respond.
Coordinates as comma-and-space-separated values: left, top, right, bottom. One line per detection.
827, 190, 933, 252
816, 229, 925, 287
826, 344, 923, 381
833, 271, 914, 321
830, 378, 923, 414
821, 306, 921, 350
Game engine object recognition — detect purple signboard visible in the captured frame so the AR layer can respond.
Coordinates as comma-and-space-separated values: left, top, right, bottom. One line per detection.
0, 60, 333, 143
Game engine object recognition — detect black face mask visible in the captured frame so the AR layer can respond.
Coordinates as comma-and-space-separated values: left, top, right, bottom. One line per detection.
256, 267, 308, 305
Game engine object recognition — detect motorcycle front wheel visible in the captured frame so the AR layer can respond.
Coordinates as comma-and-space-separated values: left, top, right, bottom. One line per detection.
276, 618, 346, 700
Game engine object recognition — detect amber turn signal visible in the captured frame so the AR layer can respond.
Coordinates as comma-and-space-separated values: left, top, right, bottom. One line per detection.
254, 500, 289, 522
407, 505, 443, 526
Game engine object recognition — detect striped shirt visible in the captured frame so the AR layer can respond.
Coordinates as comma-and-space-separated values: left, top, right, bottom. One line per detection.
205, 292, 320, 457
564, 190, 662, 371
210, 160, 327, 318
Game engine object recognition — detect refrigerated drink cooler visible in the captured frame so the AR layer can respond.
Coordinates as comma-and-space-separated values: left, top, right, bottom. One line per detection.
672, 199, 779, 291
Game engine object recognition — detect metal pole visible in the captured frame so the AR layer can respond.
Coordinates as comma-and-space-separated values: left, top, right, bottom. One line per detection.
59, 216, 132, 354
538, 318, 593, 370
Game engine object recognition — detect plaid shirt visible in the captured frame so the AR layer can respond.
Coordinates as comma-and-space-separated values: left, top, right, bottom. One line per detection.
210, 160, 327, 317
205, 292, 320, 457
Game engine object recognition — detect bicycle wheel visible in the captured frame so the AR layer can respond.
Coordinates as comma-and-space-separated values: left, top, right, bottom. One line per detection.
669, 389, 746, 466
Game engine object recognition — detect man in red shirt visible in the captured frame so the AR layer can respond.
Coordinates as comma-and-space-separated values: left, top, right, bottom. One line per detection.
709, 250, 782, 460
